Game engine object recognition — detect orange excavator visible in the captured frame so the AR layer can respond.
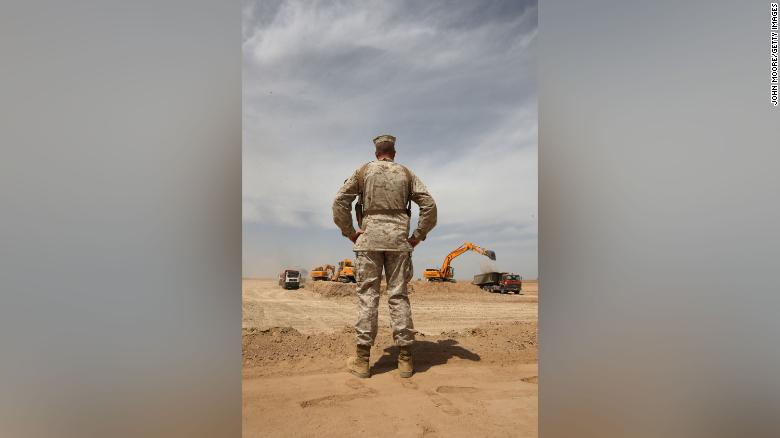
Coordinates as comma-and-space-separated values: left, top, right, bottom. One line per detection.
423, 242, 497, 282
332, 259, 356, 283
310, 264, 335, 281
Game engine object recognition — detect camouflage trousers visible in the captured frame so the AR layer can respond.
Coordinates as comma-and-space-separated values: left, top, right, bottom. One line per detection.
354, 251, 415, 347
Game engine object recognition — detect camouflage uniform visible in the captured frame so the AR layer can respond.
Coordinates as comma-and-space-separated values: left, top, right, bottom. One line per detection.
333, 158, 437, 346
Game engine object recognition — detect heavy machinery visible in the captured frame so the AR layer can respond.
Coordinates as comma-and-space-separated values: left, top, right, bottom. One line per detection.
473, 272, 522, 294
423, 242, 497, 282
332, 259, 356, 283
311, 264, 335, 281
278, 269, 301, 290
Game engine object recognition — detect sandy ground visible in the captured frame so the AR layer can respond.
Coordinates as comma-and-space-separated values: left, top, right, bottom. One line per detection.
243, 279, 538, 335
243, 278, 538, 438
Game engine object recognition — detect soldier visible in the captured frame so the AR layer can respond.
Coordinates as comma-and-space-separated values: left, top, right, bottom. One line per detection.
332, 134, 437, 378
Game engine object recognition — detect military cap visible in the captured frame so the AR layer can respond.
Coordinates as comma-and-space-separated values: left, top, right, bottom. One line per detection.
373, 134, 396, 146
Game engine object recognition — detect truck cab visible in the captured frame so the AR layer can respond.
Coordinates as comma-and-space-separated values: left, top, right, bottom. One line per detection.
278, 269, 301, 290
500, 273, 522, 294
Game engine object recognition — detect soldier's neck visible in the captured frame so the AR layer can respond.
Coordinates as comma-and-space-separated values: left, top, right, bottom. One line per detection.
376, 156, 394, 162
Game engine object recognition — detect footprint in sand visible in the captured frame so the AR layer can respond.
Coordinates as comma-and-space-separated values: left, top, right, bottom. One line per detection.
298, 378, 376, 409
299, 388, 377, 409
419, 422, 438, 437
435, 385, 479, 394
520, 376, 538, 384
345, 379, 365, 390
401, 379, 418, 390
424, 390, 460, 416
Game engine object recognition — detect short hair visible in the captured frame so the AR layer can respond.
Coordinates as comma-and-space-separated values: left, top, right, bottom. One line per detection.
375, 141, 396, 155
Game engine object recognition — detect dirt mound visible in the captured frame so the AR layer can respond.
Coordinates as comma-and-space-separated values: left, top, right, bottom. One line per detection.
412, 280, 538, 295
242, 325, 353, 365
304, 279, 493, 299
303, 279, 538, 300
307, 281, 355, 297
410, 280, 537, 301
411, 280, 483, 295
243, 321, 537, 376
307, 280, 418, 298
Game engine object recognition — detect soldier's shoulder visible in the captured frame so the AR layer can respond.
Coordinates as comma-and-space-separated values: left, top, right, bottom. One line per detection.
351, 161, 372, 173
356, 161, 377, 174
394, 162, 417, 177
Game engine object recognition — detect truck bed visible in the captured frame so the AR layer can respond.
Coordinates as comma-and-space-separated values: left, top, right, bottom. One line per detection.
472, 272, 502, 286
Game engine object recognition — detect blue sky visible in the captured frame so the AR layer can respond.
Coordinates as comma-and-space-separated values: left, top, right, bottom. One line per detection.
243, 0, 537, 279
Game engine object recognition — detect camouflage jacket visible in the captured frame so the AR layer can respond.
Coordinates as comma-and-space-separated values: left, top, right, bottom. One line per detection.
332, 159, 437, 251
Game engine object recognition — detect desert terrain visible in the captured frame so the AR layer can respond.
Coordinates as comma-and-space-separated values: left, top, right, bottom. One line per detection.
242, 278, 538, 438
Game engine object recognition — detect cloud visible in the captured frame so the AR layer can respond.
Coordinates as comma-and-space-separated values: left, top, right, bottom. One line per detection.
243, 0, 537, 277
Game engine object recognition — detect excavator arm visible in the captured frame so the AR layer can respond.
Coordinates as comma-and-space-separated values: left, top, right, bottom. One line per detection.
430, 242, 496, 281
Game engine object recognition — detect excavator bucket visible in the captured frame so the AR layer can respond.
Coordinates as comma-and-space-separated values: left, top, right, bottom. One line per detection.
485, 249, 497, 261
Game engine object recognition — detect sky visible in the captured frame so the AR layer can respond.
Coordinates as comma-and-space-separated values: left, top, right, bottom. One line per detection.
243, 0, 537, 280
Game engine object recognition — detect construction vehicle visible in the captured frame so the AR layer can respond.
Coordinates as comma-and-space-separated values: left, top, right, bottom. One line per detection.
473, 272, 522, 294
278, 269, 301, 290
423, 242, 497, 282
332, 259, 356, 283
311, 264, 335, 281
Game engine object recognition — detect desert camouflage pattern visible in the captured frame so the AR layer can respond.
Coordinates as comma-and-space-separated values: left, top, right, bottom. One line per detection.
354, 251, 415, 346
332, 159, 437, 251
373, 134, 396, 145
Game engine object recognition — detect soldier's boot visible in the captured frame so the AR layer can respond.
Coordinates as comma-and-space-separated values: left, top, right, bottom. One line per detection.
398, 345, 414, 378
346, 344, 371, 378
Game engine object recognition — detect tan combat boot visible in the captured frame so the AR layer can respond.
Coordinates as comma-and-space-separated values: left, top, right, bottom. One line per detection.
346, 344, 371, 378
398, 345, 414, 378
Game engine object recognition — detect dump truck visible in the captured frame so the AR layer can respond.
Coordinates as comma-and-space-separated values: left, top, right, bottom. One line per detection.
473, 272, 522, 294
423, 242, 497, 282
278, 269, 301, 290
332, 259, 356, 283
311, 264, 335, 281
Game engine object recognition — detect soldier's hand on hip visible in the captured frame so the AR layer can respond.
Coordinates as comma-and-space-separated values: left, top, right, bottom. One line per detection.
407, 237, 420, 248
349, 231, 364, 243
